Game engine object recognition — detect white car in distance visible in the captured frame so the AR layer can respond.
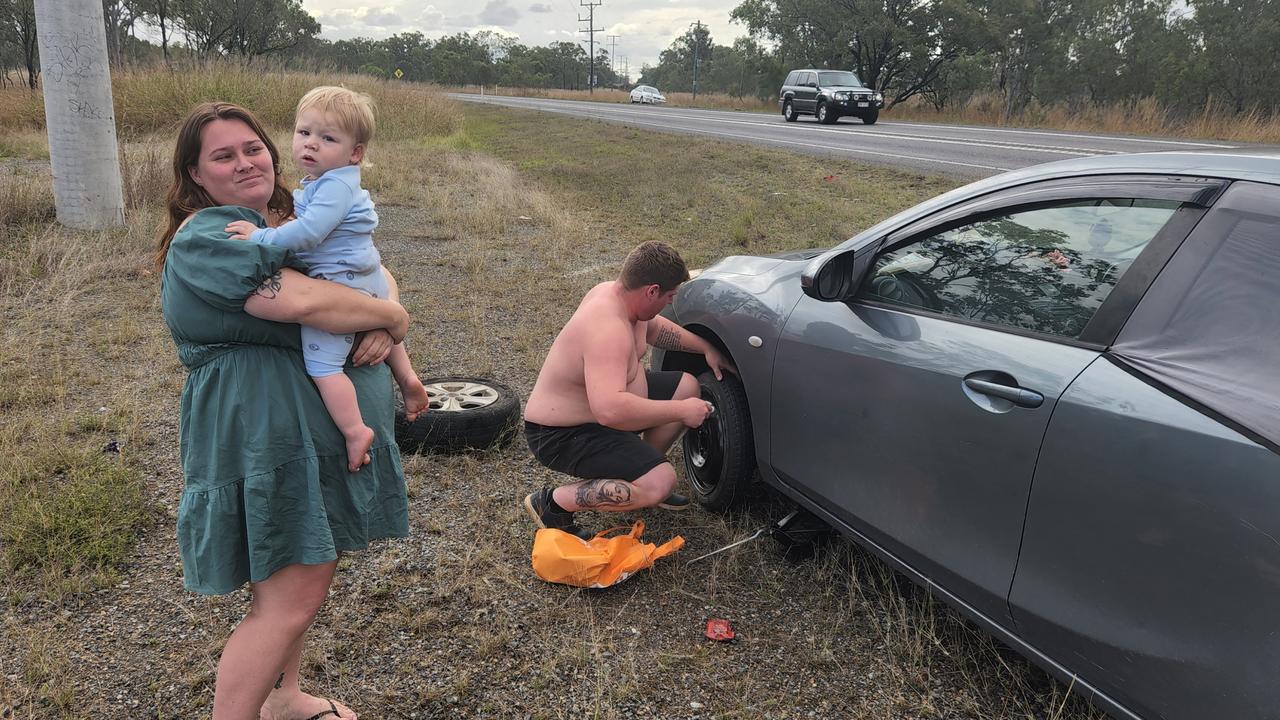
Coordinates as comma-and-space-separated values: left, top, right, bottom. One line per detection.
629, 85, 666, 104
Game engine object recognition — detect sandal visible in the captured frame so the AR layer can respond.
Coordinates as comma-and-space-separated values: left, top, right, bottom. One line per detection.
304, 699, 347, 720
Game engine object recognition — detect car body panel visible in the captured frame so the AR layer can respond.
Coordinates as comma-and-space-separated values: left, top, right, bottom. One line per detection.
1010, 357, 1280, 719
771, 297, 1099, 623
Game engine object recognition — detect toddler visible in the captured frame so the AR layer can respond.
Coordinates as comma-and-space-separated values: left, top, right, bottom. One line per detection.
227, 86, 430, 471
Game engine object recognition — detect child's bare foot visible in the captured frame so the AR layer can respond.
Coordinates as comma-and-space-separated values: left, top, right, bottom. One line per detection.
400, 375, 431, 422
260, 692, 357, 719
345, 425, 375, 472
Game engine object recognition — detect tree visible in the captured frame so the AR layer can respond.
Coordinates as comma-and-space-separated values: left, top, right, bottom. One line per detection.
133, 0, 175, 64
1, 0, 39, 89
222, 0, 319, 59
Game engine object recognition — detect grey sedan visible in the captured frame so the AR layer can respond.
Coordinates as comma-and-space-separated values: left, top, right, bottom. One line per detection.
653, 150, 1280, 720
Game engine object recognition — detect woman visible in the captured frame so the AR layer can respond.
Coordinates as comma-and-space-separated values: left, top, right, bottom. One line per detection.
158, 102, 410, 720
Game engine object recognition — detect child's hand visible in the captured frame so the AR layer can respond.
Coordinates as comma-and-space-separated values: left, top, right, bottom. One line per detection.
225, 220, 258, 241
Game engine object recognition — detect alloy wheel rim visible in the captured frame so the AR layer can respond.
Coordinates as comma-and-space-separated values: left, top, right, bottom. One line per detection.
425, 381, 500, 412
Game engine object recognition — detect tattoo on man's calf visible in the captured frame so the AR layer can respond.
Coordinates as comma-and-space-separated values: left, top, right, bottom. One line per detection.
575, 479, 633, 508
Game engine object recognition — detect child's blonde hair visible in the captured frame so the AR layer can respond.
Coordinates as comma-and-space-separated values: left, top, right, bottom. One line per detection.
296, 86, 376, 146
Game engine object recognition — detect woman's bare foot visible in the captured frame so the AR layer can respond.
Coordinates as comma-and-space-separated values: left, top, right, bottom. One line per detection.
400, 375, 430, 422
345, 425, 375, 472
260, 691, 357, 720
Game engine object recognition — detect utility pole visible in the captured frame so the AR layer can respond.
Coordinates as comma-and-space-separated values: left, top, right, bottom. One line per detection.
607, 34, 619, 77
623, 56, 629, 85
578, 0, 602, 93
689, 20, 703, 100
34, 0, 124, 229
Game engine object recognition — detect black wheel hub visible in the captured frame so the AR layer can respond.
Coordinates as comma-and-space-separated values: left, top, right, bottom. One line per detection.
685, 394, 723, 495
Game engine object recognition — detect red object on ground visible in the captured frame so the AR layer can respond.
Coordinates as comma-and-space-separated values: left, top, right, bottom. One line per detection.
705, 618, 735, 642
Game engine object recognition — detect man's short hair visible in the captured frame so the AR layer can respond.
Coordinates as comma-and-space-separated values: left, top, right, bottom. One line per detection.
620, 241, 690, 292
296, 86, 376, 146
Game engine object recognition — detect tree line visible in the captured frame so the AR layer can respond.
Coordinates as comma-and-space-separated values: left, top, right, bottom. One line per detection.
2, 0, 1278, 118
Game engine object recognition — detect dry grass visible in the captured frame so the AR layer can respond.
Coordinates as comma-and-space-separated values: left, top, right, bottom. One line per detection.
0, 66, 464, 140
1, 74, 1107, 719
457, 84, 776, 113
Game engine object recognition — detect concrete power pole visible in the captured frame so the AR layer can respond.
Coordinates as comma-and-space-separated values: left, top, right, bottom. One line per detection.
607, 34, 619, 77
34, 0, 125, 229
578, 0, 602, 93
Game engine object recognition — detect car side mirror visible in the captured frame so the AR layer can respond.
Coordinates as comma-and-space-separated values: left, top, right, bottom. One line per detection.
801, 245, 878, 302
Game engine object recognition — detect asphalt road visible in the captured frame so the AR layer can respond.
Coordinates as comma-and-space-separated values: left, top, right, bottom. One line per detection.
453, 93, 1252, 179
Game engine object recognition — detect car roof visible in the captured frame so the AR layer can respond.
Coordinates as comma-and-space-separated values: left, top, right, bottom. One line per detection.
978, 149, 1280, 189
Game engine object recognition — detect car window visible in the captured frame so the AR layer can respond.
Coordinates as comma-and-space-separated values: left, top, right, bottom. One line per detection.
784, 71, 798, 86
856, 199, 1181, 338
818, 71, 862, 87
800, 72, 815, 86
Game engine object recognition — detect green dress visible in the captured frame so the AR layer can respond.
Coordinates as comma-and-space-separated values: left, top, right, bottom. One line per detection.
161, 206, 409, 595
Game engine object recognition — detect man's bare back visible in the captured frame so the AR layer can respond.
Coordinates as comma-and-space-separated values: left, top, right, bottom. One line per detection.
524, 281, 649, 427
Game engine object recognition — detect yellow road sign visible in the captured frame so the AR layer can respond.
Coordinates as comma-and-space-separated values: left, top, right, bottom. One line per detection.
394, 68, 404, 79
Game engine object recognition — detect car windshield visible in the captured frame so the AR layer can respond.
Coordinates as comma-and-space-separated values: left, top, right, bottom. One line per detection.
818, 71, 863, 87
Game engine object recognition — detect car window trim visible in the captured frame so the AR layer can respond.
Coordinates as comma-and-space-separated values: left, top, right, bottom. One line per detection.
1077, 204, 1210, 345
850, 296, 1110, 351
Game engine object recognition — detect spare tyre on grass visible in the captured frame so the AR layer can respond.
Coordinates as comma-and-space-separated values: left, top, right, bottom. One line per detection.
395, 376, 521, 453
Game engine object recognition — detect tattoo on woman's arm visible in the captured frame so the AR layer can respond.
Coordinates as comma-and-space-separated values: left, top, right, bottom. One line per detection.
252, 271, 283, 300
575, 479, 633, 509
654, 327, 699, 353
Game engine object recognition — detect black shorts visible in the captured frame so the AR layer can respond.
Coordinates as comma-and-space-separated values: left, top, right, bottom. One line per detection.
525, 370, 685, 482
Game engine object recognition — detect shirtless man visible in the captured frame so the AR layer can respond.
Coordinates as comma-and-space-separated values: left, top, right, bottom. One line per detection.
523, 241, 735, 539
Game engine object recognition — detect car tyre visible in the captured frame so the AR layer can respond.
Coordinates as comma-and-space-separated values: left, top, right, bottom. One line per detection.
783, 100, 798, 122
817, 101, 837, 124
395, 376, 521, 454
861, 110, 879, 125
683, 370, 756, 512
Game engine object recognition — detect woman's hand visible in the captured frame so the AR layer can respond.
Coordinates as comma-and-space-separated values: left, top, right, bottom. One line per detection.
352, 329, 394, 366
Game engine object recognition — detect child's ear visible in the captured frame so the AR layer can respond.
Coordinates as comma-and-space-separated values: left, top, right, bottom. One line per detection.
350, 143, 365, 165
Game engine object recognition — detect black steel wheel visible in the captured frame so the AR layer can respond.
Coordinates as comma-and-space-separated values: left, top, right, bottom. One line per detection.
683, 370, 756, 512
395, 376, 521, 454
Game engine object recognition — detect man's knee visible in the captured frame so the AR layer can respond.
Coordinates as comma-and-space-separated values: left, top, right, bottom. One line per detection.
633, 462, 677, 505
674, 372, 700, 401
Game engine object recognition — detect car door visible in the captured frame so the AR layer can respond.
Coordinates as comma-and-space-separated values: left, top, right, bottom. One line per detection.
768, 178, 1213, 624
796, 72, 818, 112
1009, 181, 1280, 720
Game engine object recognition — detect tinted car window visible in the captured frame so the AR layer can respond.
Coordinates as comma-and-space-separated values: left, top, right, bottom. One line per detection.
858, 199, 1180, 338
801, 72, 816, 86
784, 71, 798, 86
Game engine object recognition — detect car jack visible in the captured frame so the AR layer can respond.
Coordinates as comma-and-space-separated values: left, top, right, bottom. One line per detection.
686, 508, 830, 566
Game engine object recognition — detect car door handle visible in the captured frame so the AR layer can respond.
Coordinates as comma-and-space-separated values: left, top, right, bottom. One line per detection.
963, 378, 1044, 408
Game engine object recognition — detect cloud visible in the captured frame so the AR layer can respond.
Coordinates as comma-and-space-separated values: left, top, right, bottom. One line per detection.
528, 3, 553, 12
478, 0, 520, 26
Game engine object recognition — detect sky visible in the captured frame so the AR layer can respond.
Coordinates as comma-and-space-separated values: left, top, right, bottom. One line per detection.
300, 0, 752, 76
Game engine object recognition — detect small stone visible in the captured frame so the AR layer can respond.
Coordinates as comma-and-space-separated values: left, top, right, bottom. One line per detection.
690, 701, 704, 709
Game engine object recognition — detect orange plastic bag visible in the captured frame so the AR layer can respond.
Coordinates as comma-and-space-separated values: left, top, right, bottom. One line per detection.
532, 520, 684, 588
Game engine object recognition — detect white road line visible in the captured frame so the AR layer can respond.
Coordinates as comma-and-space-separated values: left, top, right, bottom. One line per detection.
473, 99, 1012, 172
881, 120, 1238, 148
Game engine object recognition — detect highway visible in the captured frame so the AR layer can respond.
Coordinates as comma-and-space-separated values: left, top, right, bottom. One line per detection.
452, 93, 1254, 179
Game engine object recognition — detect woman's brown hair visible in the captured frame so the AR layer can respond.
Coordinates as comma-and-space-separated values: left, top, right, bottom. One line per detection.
154, 102, 294, 268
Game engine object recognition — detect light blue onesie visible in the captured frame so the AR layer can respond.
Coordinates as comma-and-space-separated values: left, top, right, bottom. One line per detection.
249, 164, 388, 377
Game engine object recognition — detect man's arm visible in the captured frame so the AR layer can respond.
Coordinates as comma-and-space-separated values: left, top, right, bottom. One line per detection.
584, 319, 707, 431
646, 315, 737, 380
244, 267, 409, 342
